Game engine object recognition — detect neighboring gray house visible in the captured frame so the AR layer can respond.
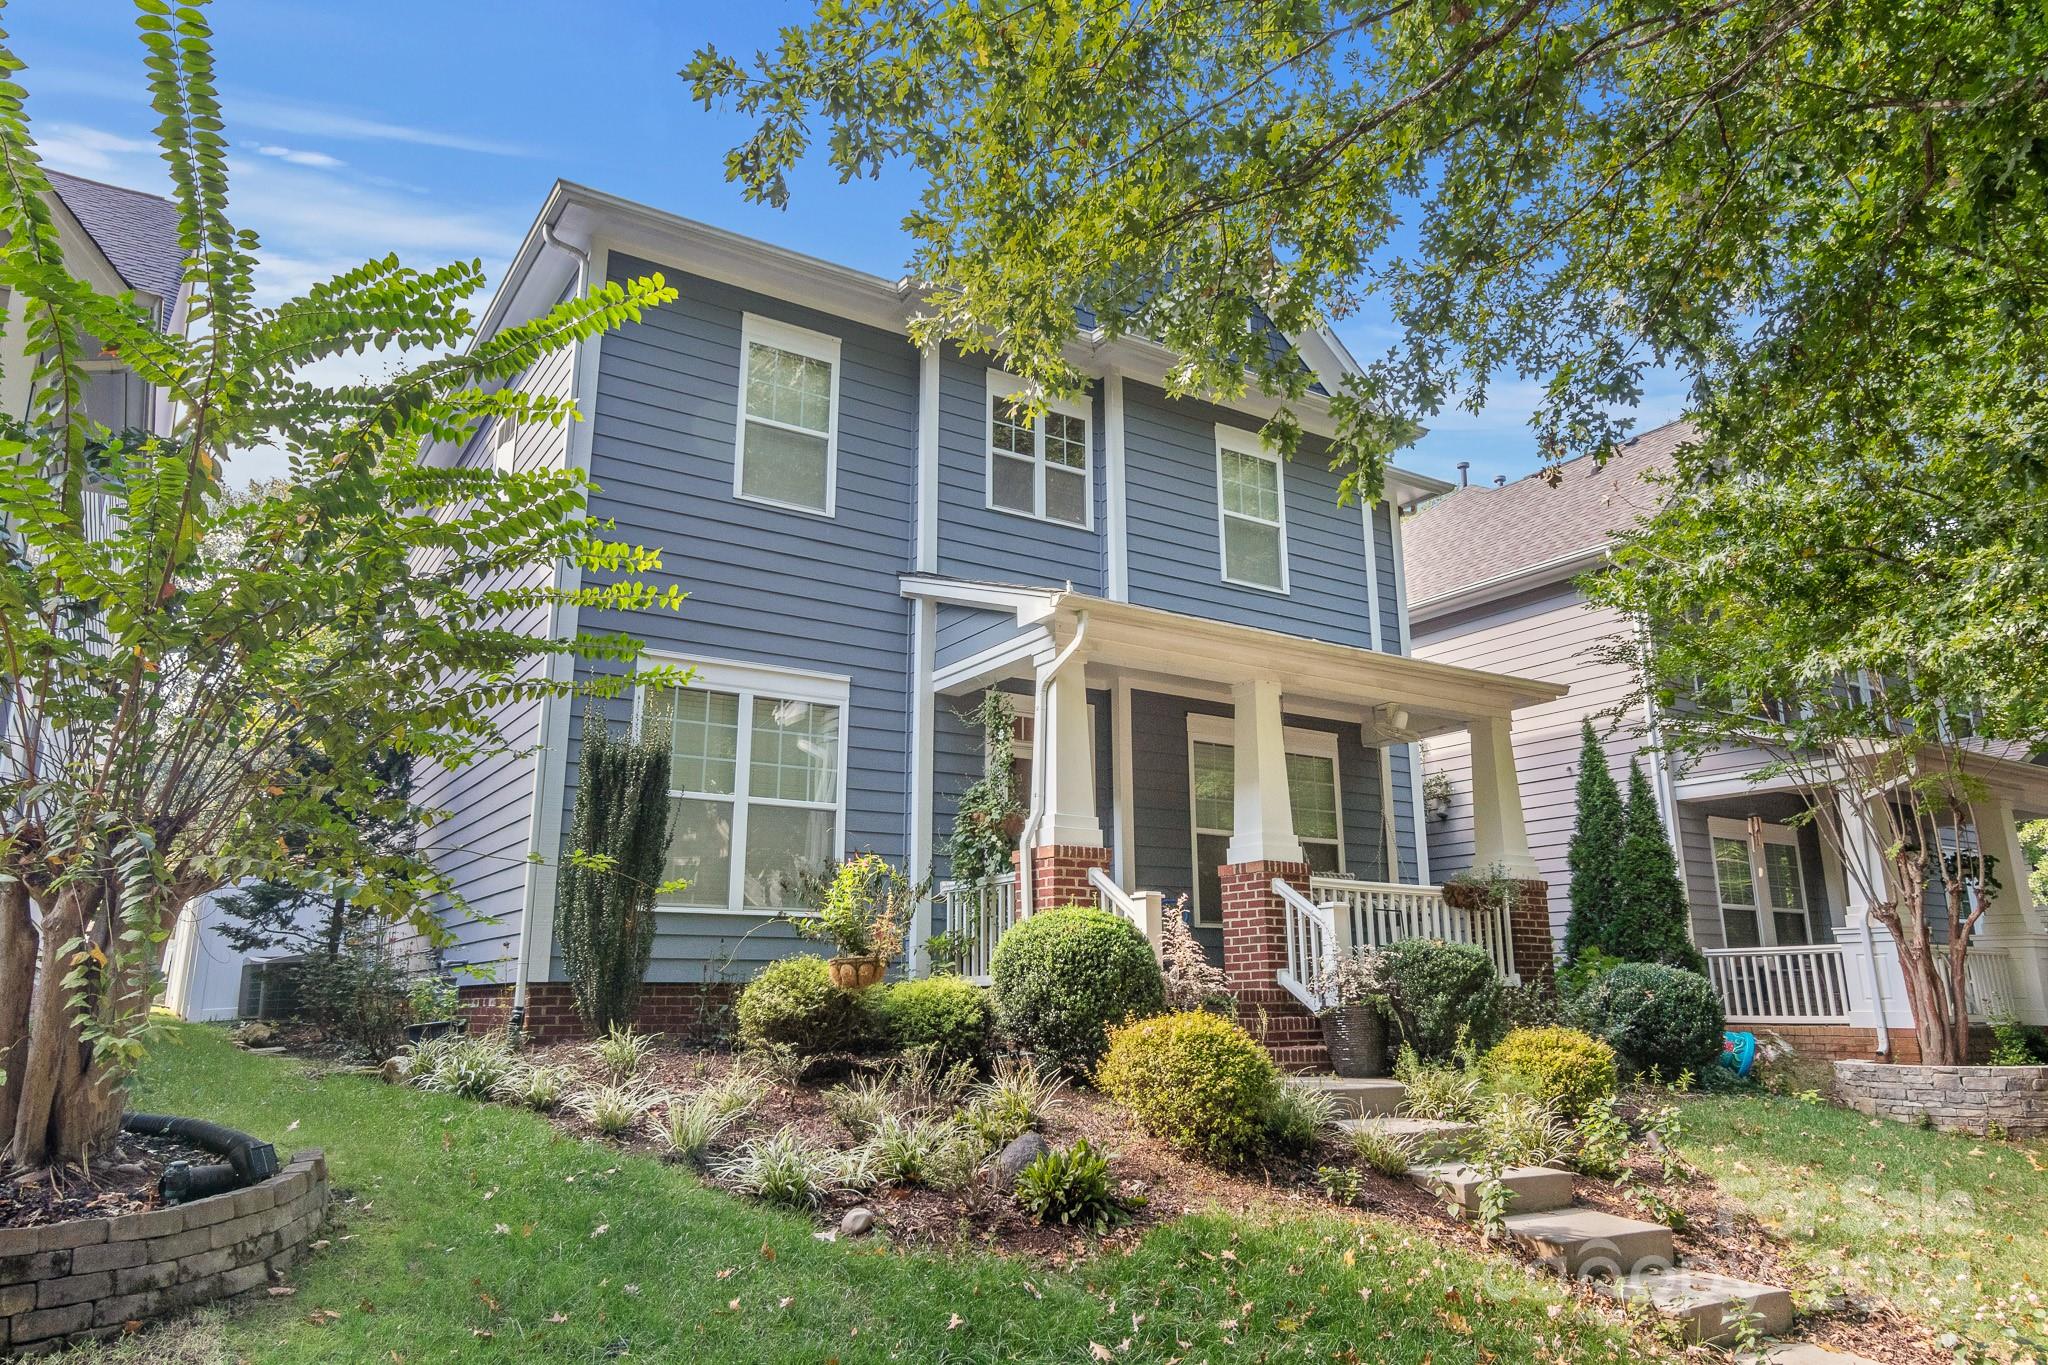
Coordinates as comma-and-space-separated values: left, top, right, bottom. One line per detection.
426, 181, 1566, 1053
1405, 423, 2048, 1059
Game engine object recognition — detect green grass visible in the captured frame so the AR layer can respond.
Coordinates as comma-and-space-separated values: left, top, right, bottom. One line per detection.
1677, 1090, 2048, 1360
97, 1024, 1658, 1363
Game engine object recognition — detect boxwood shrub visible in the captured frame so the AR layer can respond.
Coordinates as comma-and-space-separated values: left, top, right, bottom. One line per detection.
1571, 962, 1725, 1080
1480, 1025, 1618, 1119
736, 954, 865, 1056
1096, 1011, 1279, 1165
990, 905, 1164, 1074
868, 975, 994, 1070
1378, 939, 1502, 1058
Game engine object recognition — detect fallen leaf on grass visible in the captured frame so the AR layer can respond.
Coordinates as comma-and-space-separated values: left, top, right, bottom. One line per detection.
947, 1314, 964, 1330
1090, 1343, 1114, 1361
590, 1223, 609, 1238
266, 1286, 296, 1297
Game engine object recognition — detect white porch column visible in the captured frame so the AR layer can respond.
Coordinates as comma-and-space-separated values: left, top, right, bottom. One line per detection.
1833, 788, 1914, 1036
1467, 713, 1539, 879
1036, 651, 1102, 847
1227, 678, 1303, 865
1973, 796, 2048, 1025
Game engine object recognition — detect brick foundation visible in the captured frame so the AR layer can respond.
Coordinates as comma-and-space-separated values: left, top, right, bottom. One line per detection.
0, 1149, 327, 1353
1444, 876, 1555, 985
459, 981, 740, 1045
1746, 1021, 1992, 1066
1217, 860, 1328, 1070
1029, 844, 1113, 912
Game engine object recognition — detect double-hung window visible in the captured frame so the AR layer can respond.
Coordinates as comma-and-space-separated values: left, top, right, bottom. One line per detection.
642, 661, 848, 912
735, 314, 840, 515
986, 371, 1091, 528
1707, 816, 1810, 948
1215, 426, 1288, 591
1187, 719, 1341, 925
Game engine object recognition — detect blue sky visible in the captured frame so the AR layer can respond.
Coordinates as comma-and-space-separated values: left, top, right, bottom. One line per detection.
15, 1, 1684, 487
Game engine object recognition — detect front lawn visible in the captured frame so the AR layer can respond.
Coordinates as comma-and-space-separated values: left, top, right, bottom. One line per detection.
1676, 1090, 2048, 1362
90, 1024, 1657, 1363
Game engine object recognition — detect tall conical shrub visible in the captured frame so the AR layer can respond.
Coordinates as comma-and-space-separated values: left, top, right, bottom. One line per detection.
1613, 759, 1708, 973
556, 705, 675, 1035
1562, 720, 1624, 963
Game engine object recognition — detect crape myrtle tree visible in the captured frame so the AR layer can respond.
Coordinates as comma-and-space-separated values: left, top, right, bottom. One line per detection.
0, 0, 681, 1170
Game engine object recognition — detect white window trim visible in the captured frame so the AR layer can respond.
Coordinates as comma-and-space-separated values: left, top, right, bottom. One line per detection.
1706, 815, 1807, 948
733, 312, 842, 518
491, 415, 518, 473
1185, 715, 1343, 925
633, 654, 851, 917
1213, 423, 1290, 594
985, 369, 1093, 530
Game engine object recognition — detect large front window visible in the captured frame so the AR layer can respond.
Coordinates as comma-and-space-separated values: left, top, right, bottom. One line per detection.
1188, 722, 1342, 925
1708, 817, 1810, 948
644, 664, 846, 912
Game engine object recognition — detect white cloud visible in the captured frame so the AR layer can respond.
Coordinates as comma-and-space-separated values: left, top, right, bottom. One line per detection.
256, 144, 345, 170
33, 123, 155, 176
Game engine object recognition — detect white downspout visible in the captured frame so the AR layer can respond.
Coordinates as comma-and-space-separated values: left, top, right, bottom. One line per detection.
1018, 608, 1090, 915
508, 215, 588, 1038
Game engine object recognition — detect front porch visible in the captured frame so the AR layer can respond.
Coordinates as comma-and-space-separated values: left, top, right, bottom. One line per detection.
907, 575, 1565, 1065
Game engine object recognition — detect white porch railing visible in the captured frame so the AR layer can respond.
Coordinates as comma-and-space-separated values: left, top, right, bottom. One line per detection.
1704, 945, 1852, 1023
1089, 867, 1166, 958
1275, 878, 1339, 1012
1311, 876, 1518, 982
1934, 945, 2021, 1022
933, 872, 1020, 985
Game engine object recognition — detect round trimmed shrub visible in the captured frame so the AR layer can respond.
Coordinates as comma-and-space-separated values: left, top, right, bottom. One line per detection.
1378, 939, 1502, 1058
1571, 962, 1724, 1080
1480, 1025, 1618, 1120
869, 975, 994, 1070
736, 954, 864, 1056
990, 905, 1164, 1074
1096, 1011, 1280, 1165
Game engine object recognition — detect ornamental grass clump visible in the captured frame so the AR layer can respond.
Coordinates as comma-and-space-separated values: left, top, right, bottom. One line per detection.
660, 1093, 739, 1165
573, 1082, 657, 1138
590, 1024, 660, 1081
717, 1126, 866, 1209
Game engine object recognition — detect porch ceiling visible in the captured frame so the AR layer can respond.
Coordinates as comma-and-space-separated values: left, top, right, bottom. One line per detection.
903, 574, 1567, 739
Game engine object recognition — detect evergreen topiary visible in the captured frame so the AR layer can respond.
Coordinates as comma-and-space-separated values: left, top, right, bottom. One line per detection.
1377, 939, 1501, 1058
990, 905, 1165, 1074
1571, 962, 1725, 1080
556, 706, 675, 1036
1612, 760, 1710, 974
736, 954, 866, 1056
869, 976, 995, 1070
1097, 1011, 1280, 1165
1562, 719, 1625, 966
1480, 1026, 1618, 1120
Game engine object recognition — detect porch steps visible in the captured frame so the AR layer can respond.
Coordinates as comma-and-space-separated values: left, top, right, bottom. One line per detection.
1285, 1075, 1406, 1118
1601, 1268, 1794, 1345
1408, 1162, 1574, 1217
1500, 1207, 1676, 1277
1337, 1115, 1475, 1160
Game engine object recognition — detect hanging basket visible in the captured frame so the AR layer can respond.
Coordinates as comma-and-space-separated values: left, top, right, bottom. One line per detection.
828, 955, 888, 992
1319, 1002, 1388, 1078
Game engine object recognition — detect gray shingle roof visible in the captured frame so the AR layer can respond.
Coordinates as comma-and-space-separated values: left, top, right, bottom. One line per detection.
1402, 419, 1697, 609
47, 170, 183, 327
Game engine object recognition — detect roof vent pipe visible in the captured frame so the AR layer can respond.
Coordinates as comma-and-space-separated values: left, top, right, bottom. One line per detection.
1456, 461, 1469, 487
1494, 474, 1507, 487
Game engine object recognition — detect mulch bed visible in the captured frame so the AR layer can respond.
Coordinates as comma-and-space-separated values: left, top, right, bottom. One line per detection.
0, 1129, 209, 1230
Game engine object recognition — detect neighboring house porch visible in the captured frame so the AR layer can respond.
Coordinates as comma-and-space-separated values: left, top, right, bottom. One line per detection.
908, 575, 1565, 1067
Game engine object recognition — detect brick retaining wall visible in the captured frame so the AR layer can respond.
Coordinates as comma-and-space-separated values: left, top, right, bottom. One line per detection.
1834, 1060, 2048, 1137
0, 1148, 327, 1354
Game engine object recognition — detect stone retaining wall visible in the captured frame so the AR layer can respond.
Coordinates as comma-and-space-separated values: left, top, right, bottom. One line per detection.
1834, 1061, 2048, 1137
0, 1148, 327, 1354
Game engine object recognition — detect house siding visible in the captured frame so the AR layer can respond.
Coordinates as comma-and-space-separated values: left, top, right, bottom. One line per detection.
935, 603, 1028, 672
415, 343, 576, 982
1414, 582, 1648, 939
552, 257, 919, 983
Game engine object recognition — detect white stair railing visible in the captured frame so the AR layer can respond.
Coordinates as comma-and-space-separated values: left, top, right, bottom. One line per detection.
1309, 876, 1517, 981
934, 872, 1020, 985
1274, 878, 1342, 1012
1703, 945, 1851, 1022
1088, 867, 1165, 960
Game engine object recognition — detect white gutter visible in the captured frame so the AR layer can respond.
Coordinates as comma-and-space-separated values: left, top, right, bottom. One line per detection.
1017, 610, 1091, 914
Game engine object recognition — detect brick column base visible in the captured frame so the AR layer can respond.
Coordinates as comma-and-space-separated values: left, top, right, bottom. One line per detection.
1030, 844, 1113, 911
1219, 860, 1328, 1070
1444, 876, 1555, 985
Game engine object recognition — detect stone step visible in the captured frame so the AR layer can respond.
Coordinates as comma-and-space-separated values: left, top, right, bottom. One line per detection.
1603, 1268, 1795, 1344
1286, 1075, 1406, 1118
1408, 1162, 1575, 1217
1738, 1346, 1882, 1365
1338, 1116, 1475, 1160
1502, 1206, 1676, 1278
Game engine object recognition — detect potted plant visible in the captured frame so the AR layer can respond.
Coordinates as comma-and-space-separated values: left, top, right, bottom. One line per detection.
799, 852, 916, 991
1309, 946, 1391, 1078
404, 974, 463, 1043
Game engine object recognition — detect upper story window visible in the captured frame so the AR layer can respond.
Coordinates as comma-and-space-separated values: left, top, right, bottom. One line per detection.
641, 659, 849, 913
1215, 426, 1288, 592
735, 314, 840, 516
986, 371, 1091, 528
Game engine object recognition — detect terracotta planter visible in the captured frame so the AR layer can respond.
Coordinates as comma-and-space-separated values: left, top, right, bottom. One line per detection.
829, 955, 887, 992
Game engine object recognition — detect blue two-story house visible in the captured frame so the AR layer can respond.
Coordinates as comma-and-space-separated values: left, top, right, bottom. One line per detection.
426, 182, 1565, 1063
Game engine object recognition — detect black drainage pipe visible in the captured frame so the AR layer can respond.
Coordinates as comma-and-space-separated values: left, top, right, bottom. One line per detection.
123, 1113, 281, 1205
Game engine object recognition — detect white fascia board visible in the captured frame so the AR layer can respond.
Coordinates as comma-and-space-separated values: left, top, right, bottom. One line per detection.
898, 572, 1065, 621
1408, 545, 1613, 624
